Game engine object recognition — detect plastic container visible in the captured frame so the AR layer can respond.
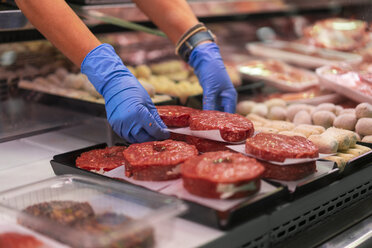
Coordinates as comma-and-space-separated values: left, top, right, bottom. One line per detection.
238, 60, 319, 92
316, 66, 372, 104
0, 175, 187, 248
246, 41, 362, 69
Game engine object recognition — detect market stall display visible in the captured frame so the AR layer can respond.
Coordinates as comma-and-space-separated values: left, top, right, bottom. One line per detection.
246, 41, 362, 68
238, 59, 319, 92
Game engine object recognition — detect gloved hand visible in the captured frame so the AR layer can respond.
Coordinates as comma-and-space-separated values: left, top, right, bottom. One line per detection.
81, 44, 169, 143
188, 42, 237, 113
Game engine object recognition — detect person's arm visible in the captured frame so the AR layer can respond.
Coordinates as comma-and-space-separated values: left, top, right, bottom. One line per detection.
133, 0, 198, 44
15, 0, 169, 143
15, 0, 100, 66
134, 0, 237, 113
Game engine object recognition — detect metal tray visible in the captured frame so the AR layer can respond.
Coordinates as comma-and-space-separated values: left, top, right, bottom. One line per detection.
50, 143, 287, 230
342, 150, 372, 176
20, 88, 179, 117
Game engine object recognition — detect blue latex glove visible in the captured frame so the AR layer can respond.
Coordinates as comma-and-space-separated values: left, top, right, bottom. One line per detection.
81, 44, 169, 143
188, 42, 237, 113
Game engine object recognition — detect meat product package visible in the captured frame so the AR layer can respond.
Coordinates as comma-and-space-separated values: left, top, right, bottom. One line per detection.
261, 161, 316, 181
246, 40, 362, 69
181, 151, 265, 199
76, 146, 126, 173
123, 140, 198, 181
188, 110, 254, 142
20, 201, 154, 248
316, 65, 372, 104
245, 133, 319, 162
238, 59, 319, 92
157, 105, 199, 127
303, 18, 369, 51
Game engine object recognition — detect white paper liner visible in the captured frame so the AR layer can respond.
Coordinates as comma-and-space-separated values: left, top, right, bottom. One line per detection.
0, 223, 69, 248
159, 180, 277, 212
104, 166, 177, 191
226, 144, 333, 165
267, 161, 337, 192
166, 127, 245, 144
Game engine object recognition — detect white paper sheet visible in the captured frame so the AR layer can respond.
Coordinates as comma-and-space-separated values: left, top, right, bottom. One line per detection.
103, 166, 177, 191
159, 180, 277, 212
226, 144, 333, 165
0, 223, 69, 248
166, 127, 245, 144
267, 161, 337, 192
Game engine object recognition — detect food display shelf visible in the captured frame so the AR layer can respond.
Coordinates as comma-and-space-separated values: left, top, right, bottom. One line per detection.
50, 143, 288, 230
202, 164, 372, 248
0, 0, 370, 31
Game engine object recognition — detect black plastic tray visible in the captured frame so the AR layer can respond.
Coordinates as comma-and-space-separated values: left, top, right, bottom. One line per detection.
342, 149, 372, 176
185, 81, 265, 109
50, 143, 287, 230
264, 160, 340, 200
20, 89, 179, 117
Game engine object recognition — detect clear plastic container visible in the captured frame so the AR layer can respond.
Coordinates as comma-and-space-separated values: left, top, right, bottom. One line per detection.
0, 175, 187, 248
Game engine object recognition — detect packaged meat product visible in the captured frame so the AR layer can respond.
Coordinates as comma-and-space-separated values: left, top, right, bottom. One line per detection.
181, 151, 265, 199
245, 133, 319, 162
303, 18, 369, 51
246, 41, 362, 69
261, 161, 316, 181
157, 105, 199, 127
0, 175, 186, 248
316, 65, 372, 104
189, 110, 254, 142
123, 140, 198, 181
21, 201, 154, 248
0, 232, 43, 248
75, 146, 126, 174
238, 59, 318, 92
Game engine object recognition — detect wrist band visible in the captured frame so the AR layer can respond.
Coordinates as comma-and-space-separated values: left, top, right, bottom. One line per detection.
175, 23, 215, 62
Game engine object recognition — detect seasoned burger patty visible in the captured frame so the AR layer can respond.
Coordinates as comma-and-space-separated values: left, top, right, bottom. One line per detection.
170, 133, 228, 153
123, 140, 198, 181
245, 133, 319, 162
157, 105, 199, 127
189, 110, 254, 142
76, 146, 126, 172
181, 151, 265, 199
261, 161, 317, 181
23, 201, 95, 226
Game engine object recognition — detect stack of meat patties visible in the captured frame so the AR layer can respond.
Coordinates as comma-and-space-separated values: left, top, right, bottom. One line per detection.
75, 105, 320, 199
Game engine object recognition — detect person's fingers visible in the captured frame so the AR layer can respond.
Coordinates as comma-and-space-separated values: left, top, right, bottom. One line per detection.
139, 106, 169, 140
148, 105, 168, 129
202, 90, 218, 111
130, 124, 157, 143
220, 88, 237, 113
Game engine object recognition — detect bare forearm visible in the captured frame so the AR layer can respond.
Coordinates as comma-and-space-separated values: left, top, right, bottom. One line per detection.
133, 0, 198, 44
15, 0, 100, 66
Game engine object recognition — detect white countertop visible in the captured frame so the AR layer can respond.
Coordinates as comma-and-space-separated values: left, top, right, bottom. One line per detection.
0, 120, 223, 248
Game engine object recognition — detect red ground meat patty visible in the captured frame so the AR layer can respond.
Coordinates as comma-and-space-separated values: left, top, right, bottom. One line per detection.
261, 161, 317, 181
157, 105, 199, 127
170, 133, 228, 153
185, 136, 229, 153
245, 133, 319, 162
76, 146, 126, 172
123, 140, 198, 181
0, 232, 43, 248
189, 110, 254, 142
181, 151, 265, 199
